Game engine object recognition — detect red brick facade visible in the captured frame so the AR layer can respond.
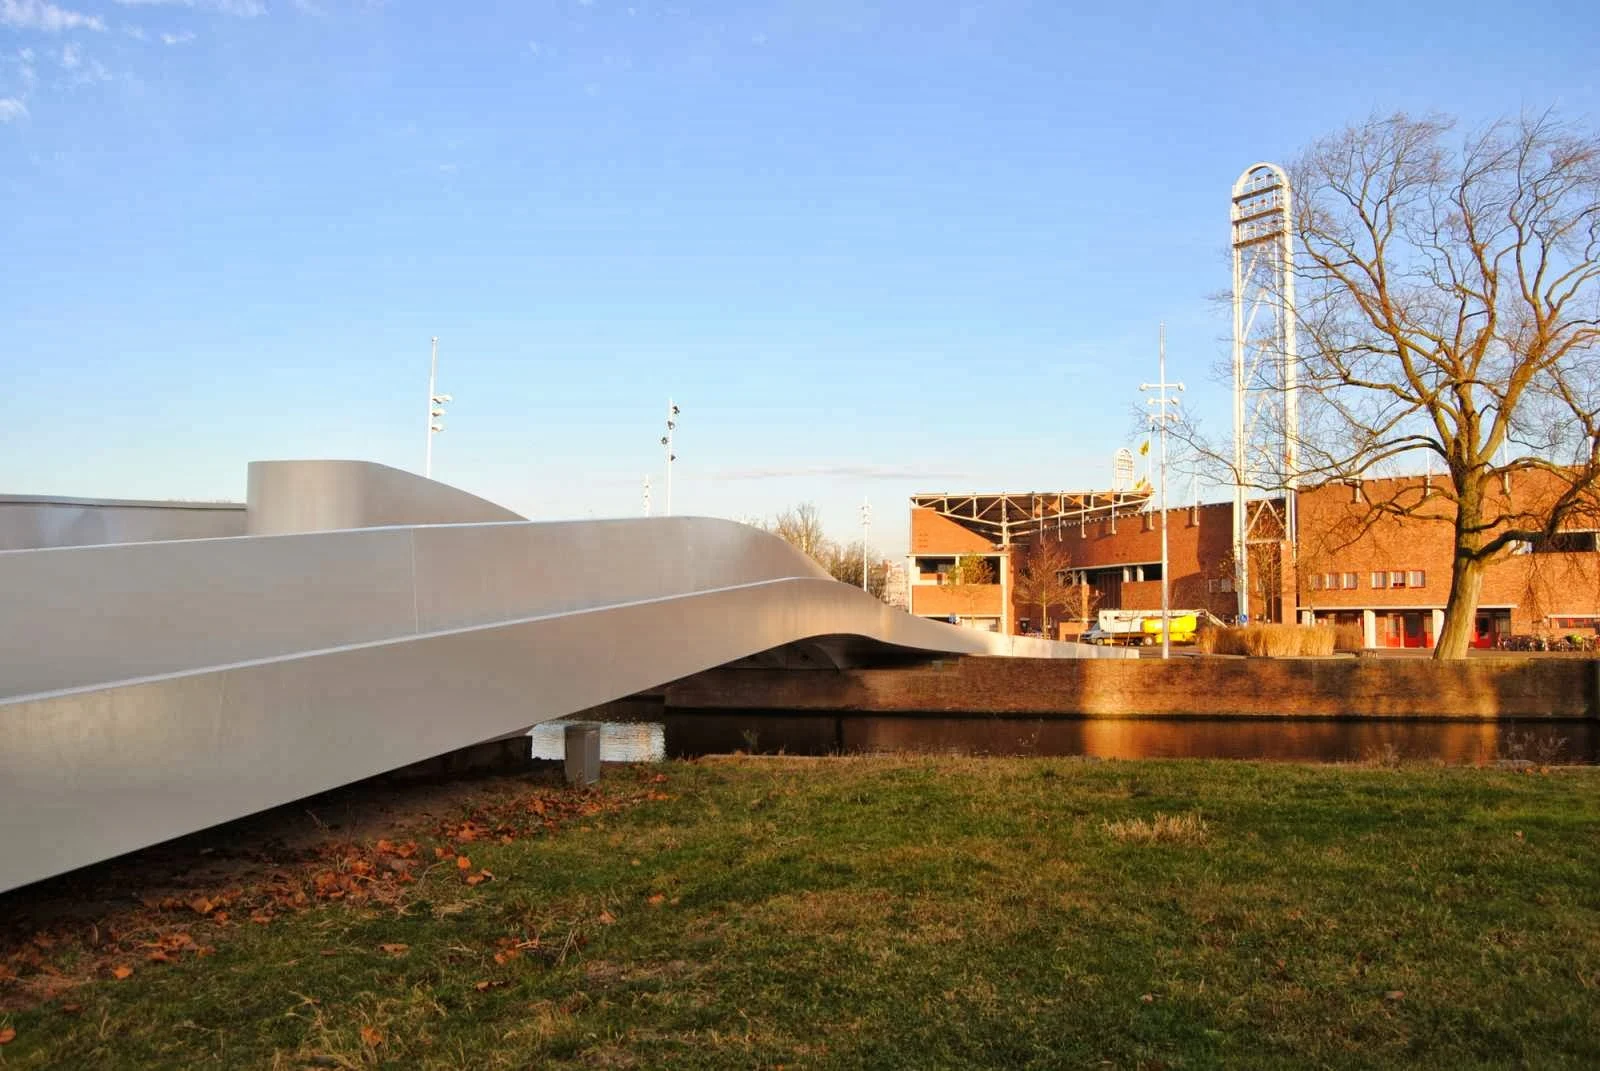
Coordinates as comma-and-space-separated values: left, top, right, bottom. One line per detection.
909, 473, 1600, 649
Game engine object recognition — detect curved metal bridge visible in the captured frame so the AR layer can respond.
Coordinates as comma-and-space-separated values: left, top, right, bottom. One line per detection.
0, 461, 1124, 893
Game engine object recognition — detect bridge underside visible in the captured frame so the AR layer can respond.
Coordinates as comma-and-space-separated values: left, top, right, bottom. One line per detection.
0, 461, 1129, 893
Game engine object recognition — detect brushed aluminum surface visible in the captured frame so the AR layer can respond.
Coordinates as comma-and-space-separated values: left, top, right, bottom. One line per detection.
0, 460, 1130, 893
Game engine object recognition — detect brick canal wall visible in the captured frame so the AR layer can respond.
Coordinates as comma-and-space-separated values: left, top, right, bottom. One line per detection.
663, 656, 1600, 720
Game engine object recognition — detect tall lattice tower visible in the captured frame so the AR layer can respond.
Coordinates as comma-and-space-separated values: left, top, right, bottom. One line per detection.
1230, 162, 1298, 623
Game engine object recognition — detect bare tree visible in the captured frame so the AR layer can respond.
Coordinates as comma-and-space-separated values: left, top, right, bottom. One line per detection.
821, 539, 890, 600
1199, 113, 1600, 658
1010, 536, 1098, 635
758, 503, 892, 601
767, 503, 831, 561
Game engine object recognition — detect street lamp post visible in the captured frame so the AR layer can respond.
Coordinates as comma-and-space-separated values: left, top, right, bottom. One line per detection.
860, 498, 871, 592
659, 400, 680, 515
425, 336, 452, 479
1141, 324, 1185, 660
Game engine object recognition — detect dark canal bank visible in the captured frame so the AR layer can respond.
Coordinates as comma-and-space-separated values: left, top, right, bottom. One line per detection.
532, 712, 1599, 765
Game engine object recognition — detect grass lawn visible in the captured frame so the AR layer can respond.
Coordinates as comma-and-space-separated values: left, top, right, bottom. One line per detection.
2, 756, 1597, 1069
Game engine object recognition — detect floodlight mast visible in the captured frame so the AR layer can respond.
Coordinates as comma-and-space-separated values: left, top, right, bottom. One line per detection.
860, 498, 871, 592
1230, 162, 1298, 624
1141, 323, 1184, 659
425, 336, 451, 479
659, 400, 680, 516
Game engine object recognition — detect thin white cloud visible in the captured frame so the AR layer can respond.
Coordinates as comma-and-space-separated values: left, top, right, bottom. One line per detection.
291, 0, 324, 14
123, 24, 147, 39
160, 30, 195, 44
59, 42, 79, 69
112, 0, 266, 17
704, 464, 974, 483
0, 97, 26, 122
0, 0, 107, 33
70, 56, 111, 84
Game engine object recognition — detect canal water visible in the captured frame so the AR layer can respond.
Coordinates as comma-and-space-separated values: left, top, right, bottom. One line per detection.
530, 712, 1598, 766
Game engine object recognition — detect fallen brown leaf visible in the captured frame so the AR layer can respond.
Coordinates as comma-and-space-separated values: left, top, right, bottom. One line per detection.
378, 943, 410, 957
111, 965, 134, 980
360, 1025, 383, 1048
0, 1027, 16, 1045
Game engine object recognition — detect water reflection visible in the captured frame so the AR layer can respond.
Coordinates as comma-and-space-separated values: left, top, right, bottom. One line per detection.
536, 713, 1596, 766
529, 720, 664, 763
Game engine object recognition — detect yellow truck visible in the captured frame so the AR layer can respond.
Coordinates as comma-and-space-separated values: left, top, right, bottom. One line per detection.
1086, 609, 1199, 646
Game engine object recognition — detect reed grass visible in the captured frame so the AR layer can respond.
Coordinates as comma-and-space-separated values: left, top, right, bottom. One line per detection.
1197, 623, 1350, 657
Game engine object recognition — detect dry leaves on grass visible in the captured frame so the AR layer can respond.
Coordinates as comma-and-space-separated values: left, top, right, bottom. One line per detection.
0, 1026, 17, 1045
0, 772, 675, 1010
144, 932, 214, 963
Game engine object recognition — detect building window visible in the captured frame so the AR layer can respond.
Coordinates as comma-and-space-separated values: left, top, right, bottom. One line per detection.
1309, 575, 1322, 591
1407, 570, 1426, 588
1389, 571, 1407, 588
1371, 572, 1387, 589
1342, 572, 1359, 589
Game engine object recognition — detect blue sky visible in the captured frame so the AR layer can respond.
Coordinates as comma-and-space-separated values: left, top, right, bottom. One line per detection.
4, 0, 1596, 553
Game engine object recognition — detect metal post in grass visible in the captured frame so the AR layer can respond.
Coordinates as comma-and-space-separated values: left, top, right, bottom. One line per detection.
564, 723, 601, 786
1141, 324, 1184, 659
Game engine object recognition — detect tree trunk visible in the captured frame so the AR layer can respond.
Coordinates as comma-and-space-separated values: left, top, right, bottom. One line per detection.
1434, 548, 1485, 660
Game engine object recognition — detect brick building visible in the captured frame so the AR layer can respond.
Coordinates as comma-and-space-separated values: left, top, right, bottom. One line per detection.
908, 474, 1600, 650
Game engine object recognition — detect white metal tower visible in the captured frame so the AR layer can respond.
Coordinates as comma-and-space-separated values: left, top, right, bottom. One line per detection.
1230, 163, 1298, 623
